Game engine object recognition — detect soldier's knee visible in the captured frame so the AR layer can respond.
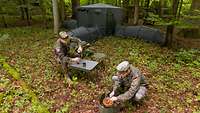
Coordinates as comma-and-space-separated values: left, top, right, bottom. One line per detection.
134, 86, 147, 101
135, 93, 143, 101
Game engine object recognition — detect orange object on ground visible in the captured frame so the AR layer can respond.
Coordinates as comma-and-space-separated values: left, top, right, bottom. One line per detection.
103, 97, 113, 107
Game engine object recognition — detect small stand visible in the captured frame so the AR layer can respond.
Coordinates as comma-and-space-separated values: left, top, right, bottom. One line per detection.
70, 59, 99, 71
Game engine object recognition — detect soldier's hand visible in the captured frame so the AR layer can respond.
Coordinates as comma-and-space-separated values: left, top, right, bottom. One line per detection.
110, 96, 117, 101
72, 57, 81, 63
109, 91, 115, 97
112, 76, 119, 81
77, 46, 83, 53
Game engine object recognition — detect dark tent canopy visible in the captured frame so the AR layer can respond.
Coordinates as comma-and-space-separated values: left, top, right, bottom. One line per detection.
79, 3, 121, 9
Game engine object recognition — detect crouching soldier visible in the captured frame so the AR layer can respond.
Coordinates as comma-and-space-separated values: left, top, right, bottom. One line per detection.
109, 61, 148, 104
54, 31, 83, 82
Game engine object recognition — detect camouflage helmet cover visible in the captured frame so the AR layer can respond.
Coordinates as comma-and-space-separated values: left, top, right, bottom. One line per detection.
116, 61, 130, 72
59, 31, 69, 39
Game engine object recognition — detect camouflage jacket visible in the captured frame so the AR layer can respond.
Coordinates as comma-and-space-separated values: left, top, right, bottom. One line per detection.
112, 66, 147, 102
54, 36, 82, 62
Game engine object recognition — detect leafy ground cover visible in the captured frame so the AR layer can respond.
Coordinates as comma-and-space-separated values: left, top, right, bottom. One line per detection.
0, 27, 200, 113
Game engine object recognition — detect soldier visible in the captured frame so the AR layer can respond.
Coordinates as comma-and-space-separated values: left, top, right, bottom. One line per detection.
54, 31, 83, 82
109, 61, 147, 103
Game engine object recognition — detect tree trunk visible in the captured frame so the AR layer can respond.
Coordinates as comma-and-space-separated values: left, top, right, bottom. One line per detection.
71, 0, 80, 19
133, 0, 139, 25
2, 15, 8, 28
123, 0, 129, 23
115, 0, 118, 6
22, 0, 30, 25
165, 25, 174, 47
159, 0, 164, 17
118, 0, 122, 7
177, 0, 183, 19
19, 0, 25, 20
164, 0, 180, 47
145, 0, 150, 8
39, 0, 47, 28
58, 0, 65, 23
20, 7, 25, 20
24, 6, 30, 25
172, 0, 179, 17
52, 0, 60, 36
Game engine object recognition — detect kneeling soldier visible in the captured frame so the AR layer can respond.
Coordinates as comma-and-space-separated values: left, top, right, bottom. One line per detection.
54, 31, 83, 82
109, 61, 147, 103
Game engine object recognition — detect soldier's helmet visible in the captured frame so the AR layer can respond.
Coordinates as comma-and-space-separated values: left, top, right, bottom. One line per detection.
116, 61, 130, 72
59, 31, 69, 39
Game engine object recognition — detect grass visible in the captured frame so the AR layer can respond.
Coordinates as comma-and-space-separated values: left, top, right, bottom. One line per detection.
0, 26, 200, 112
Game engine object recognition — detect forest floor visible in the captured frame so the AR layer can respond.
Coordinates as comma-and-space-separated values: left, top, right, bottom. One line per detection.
0, 27, 200, 113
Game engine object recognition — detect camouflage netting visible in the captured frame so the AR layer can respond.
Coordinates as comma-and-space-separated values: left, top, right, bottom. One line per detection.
63, 19, 78, 29
65, 3, 165, 45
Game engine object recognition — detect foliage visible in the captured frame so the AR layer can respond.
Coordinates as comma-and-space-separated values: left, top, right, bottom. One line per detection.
144, 12, 163, 24
1, 26, 200, 112
0, 57, 20, 80
56, 103, 70, 113
0, 0, 20, 15
175, 49, 200, 67
40, 0, 53, 15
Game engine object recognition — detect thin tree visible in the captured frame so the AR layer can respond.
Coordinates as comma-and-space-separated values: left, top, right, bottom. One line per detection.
133, 0, 139, 25
39, 0, 47, 28
118, 0, 122, 7
159, 0, 164, 17
165, 0, 180, 46
71, 0, 80, 19
172, 0, 180, 17
145, 0, 150, 8
58, 0, 65, 23
177, 0, 183, 19
123, 0, 130, 23
52, 0, 60, 36
19, 0, 25, 20
23, 0, 31, 25
1, 15, 7, 28
115, 0, 118, 6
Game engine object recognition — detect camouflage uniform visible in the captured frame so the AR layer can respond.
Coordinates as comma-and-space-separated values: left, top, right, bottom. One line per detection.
54, 36, 82, 78
112, 65, 147, 102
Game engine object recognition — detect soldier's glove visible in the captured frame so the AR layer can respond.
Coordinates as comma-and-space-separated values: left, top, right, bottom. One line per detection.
109, 91, 115, 97
77, 46, 83, 54
110, 97, 117, 101
112, 76, 119, 81
72, 57, 81, 63
55, 48, 60, 53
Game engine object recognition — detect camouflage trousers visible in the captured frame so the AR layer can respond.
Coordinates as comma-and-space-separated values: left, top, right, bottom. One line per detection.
54, 49, 70, 79
115, 86, 147, 102
54, 48, 81, 80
